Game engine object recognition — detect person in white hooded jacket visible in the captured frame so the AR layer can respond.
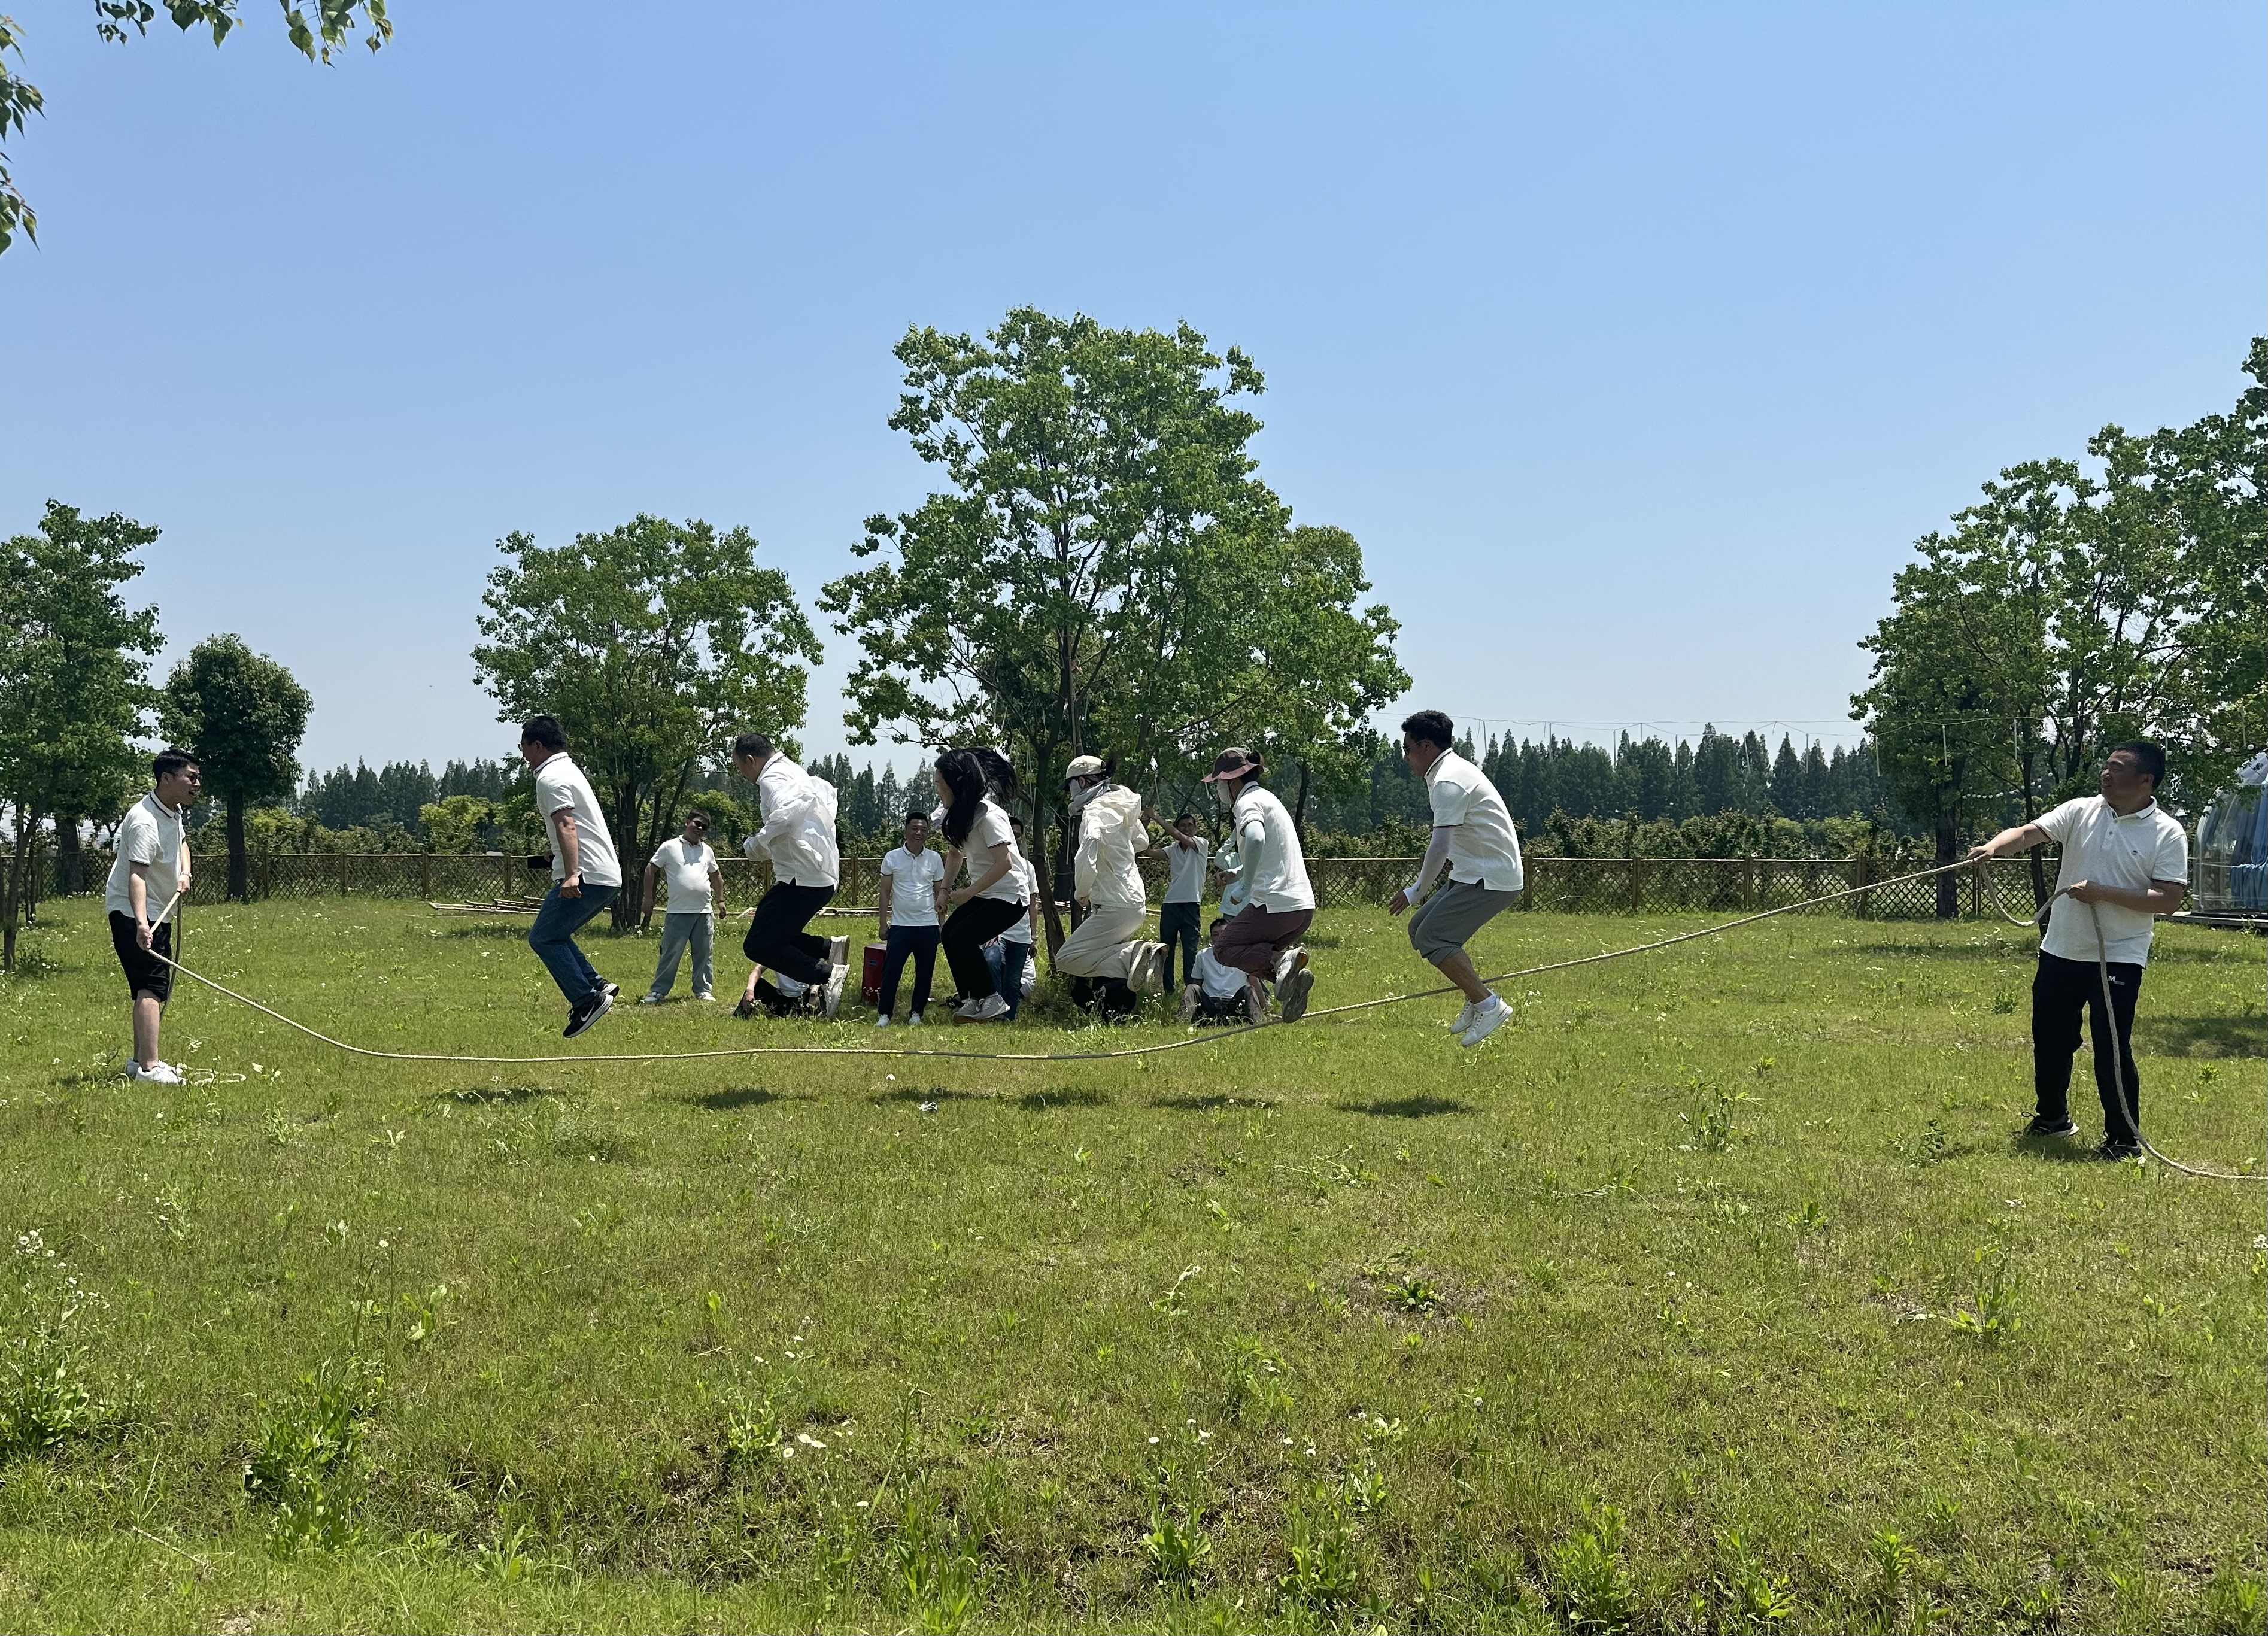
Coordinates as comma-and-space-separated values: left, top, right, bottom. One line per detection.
1050, 754, 1170, 1012
730, 730, 848, 1018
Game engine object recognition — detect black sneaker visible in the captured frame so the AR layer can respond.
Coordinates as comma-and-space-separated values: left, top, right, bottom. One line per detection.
564, 989, 615, 1039
2096, 1138, 2144, 1162
2023, 1114, 2077, 1138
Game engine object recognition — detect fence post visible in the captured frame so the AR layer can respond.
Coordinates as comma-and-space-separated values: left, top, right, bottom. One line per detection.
1855, 855, 1872, 919
260, 852, 274, 900
1626, 856, 1644, 914
1745, 854, 1758, 909
421, 852, 433, 899
338, 854, 348, 897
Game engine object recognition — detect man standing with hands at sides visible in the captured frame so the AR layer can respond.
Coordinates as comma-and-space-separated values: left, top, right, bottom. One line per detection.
874, 808, 947, 1027
733, 730, 848, 1019
1967, 742, 2188, 1160
519, 715, 624, 1039
637, 808, 723, 1004
107, 747, 201, 1084
1388, 710, 1522, 1048
1153, 811, 1210, 991
1204, 747, 1317, 1025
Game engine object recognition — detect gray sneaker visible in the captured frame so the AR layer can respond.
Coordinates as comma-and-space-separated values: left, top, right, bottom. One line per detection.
821, 963, 846, 1019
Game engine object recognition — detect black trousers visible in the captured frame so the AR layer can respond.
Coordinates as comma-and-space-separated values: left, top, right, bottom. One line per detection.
742, 881, 836, 988
941, 897, 1025, 1000
2032, 950, 2143, 1142
878, 924, 941, 1018
1158, 900, 1203, 989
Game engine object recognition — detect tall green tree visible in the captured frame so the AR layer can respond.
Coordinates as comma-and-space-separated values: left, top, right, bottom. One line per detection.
473, 514, 822, 929
821, 308, 1402, 950
0, 501, 162, 969
162, 635, 312, 902
0, 1, 390, 253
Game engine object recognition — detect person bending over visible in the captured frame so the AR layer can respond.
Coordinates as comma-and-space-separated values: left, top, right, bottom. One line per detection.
1051, 754, 1169, 1019
875, 808, 946, 1027
1388, 709, 1523, 1046
106, 747, 201, 1083
733, 731, 848, 1019
519, 715, 624, 1039
931, 747, 1028, 1022
639, 808, 722, 1004
1203, 747, 1316, 1024
1967, 740, 2188, 1160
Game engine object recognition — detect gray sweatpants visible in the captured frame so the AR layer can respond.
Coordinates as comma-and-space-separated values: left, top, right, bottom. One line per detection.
1408, 879, 1519, 963
647, 910, 714, 998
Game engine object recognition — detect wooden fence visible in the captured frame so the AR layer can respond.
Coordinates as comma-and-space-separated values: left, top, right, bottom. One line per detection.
37, 851, 2047, 921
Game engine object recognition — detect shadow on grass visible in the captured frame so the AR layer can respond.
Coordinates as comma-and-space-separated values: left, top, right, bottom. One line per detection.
1334, 1094, 1474, 1119
437, 1085, 554, 1106
2011, 1134, 2109, 1165
1153, 1093, 1278, 1112
442, 923, 535, 940
2134, 1013, 2266, 1059
1017, 1087, 1109, 1110
871, 1086, 988, 1106
682, 1086, 812, 1112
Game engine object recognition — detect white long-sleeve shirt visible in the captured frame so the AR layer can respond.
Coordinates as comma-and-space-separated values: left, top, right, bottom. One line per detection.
1073, 784, 1149, 910
745, 756, 840, 888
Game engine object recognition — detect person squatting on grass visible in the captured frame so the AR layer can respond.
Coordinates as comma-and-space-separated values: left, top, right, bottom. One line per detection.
1179, 916, 1253, 1024
1155, 811, 1210, 990
1050, 755, 1170, 1019
980, 815, 1043, 1021
874, 808, 948, 1027
1204, 746, 1317, 1025
519, 715, 625, 1039
638, 808, 723, 1004
931, 747, 1027, 1022
733, 731, 848, 1020
107, 746, 201, 1084
1388, 709, 1524, 1047
1966, 740, 2188, 1161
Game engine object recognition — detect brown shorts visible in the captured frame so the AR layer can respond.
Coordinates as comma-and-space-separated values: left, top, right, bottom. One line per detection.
1210, 903, 1314, 977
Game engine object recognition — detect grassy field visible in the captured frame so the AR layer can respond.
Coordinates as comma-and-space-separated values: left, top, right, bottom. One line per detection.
0, 896, 2261, 1634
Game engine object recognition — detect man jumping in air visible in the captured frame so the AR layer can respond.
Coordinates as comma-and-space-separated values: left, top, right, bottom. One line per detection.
732, 731, 848, 1019
1968, 740, 2188, 1160
1389, 709, 1523, 1047
518, 715, 624, 1038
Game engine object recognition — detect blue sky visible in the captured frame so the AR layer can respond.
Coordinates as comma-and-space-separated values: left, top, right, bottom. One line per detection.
2, 3, 2260, 777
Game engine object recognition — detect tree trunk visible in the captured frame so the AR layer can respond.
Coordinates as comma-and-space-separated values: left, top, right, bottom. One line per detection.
1293, 761, 1311, 840
227, 790, 249, 901
1933, 813, 1960, 919
23, 825, 42, 925
609, 782, 645, 930
54, 817, 84, 896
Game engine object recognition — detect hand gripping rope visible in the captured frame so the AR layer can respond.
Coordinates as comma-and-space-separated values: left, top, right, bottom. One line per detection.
138, 864, 2260, 1182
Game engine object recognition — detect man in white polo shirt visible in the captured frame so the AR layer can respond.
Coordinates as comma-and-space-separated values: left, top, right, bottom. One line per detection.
1155, 811, 1210, 990
637, 808, 723, 1003
519, 715, 625, 1038
1389, 709, 1524, 1048
1968, 740, 2188, 1160
105, 746, 201, 1084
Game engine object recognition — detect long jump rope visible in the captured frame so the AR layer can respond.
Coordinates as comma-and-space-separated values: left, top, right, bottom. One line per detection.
138, 860, 2260, 1183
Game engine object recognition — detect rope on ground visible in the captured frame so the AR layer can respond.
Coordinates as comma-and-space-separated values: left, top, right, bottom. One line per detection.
138, 867, 2261, 1182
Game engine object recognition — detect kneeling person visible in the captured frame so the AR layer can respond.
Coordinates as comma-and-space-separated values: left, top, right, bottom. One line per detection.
1388, 709, 1522, 1046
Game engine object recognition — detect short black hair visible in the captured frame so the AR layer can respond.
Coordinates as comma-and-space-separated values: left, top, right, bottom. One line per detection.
520, 715, 567, 751
1401, 709, 1457, 752
1208, 917, 1226, 934
1009, 815, 1026, 831
732, 731, 775, 762
2113, 740, 2166, 790
1175, 811, 1196, 824
152, 746, 200, 782
684, 807, 711, 826
904, 808, 930, 825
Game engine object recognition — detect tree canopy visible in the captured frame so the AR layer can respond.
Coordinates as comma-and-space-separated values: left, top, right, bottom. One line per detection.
163, 633, 312, 902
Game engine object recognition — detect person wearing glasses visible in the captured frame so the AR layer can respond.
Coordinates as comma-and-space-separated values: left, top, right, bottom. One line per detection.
637, 808, 724, 1004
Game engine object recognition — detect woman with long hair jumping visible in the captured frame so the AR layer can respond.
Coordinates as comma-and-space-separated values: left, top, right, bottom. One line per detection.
931, 747, 1030, 1022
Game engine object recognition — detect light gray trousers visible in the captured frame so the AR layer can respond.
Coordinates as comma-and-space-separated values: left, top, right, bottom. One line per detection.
648, 911, 714, 998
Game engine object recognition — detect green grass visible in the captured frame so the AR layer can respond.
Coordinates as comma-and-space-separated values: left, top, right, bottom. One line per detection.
0, 898, 2261, 1634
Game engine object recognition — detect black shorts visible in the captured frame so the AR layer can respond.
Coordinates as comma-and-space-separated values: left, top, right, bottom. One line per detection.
109, 912, 174, 1003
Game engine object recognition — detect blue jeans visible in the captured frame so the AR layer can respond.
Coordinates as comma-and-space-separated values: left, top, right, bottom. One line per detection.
529, 881, 620, 1005
985, 939, 1033, 1019
1159, 900, 1203, 988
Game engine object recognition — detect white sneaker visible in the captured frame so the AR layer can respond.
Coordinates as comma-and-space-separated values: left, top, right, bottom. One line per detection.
874, 1013, 890, 1028
129, 1060, 184, 1086
637, 994, 664, 1006
955, 994, 1009, 1022
825, 936, 851, 965
821, 963, 846, 1019
1273, 946, 1310, 985
907, 1012, 924, 1027
693, 991, 715, 1003
1449, 999, 1477, 1033
1277, 963, 1316, 1023
1459, 994, 1513, 1048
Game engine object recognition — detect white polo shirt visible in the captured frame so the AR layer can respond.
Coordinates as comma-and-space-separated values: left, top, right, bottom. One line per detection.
652, 835, 717, 914
881, 844, 947, 928
1232, 785, 1314, 913
1002, 855, 1040, 945
104, 793, 188, 917
1164, 834, 1210, 904
2036, 794, 2188, 966
533, 753, 623, 888
1424, 749, 1524, 893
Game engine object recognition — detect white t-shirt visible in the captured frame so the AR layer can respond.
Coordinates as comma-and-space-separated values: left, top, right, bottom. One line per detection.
533, 752, 623, 888
936, 799, 1028, 905
881, 845, 948, 928
1002, 856, 1041, 944
652, 835, 717, 913
1164, 833, 1210, 904
1425, 750, 1524, 893
1232, 785, 1314, 913
1190, 945, 1246, 1000
2036, 794, 2189, 966
104, 793, 188, 918
749, 757, 841, 888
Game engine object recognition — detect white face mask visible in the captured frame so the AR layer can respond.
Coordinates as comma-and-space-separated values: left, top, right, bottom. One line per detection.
1068, 776, 1106, 812
1212, 781, 1233, 809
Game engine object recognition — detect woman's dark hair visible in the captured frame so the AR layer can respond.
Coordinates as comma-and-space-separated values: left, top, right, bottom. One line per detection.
934, 747, 1019, 847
